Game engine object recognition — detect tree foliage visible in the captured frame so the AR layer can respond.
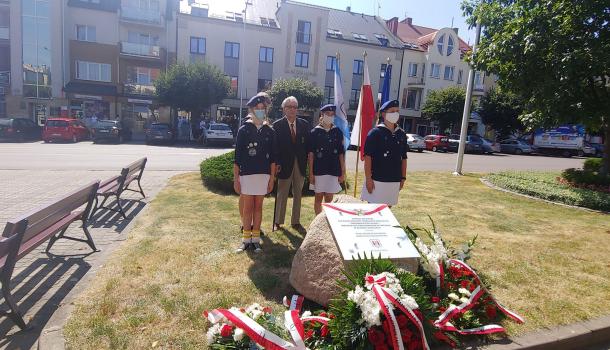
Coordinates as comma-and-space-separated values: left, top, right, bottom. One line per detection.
421, 86, 466, 133
267, 78, 324, 119
154, 63, 230, 121
478, 88, 524, 139
462, 0, 610, 173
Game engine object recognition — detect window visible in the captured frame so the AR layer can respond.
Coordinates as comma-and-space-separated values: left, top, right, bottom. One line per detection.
326, 56, 337, 71
380, 64, 392, 78
444, 66, 454, 80
474, 71, 484, 86
190, 37, 206, 54
259, 47, 273, 63
447, 36, 454, 56
353, 60, 363, 75
297, 20, 311, 44
76, 25, 96, 42
437, 34, 445, 55
349, 89, 360, 109
327, 28, 343, 38
260, 17, 278, 28
324, 86, 334, 104
224, 42, 240, 58
408, 63, 418, 77
76, 61, 111, 82
374, 33, 389, 46
295, 51, 309, 68
126, 0, 159, 10
227, 76, 238, 96
430, 63, 441, 78
402, 89, 419, 110
457, 70, 463, 84
128, 31, 159, 45
352, 33, 368, 41
257, 79, 272, 91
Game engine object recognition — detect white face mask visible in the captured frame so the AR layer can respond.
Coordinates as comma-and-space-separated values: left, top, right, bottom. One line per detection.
322, 115, 334, 126
385, 112, 399, 124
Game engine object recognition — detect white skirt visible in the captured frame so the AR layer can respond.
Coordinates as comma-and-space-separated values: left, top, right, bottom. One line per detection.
313, 175, 342, 194
240, 174, 270, 195
360, 180, 401, 206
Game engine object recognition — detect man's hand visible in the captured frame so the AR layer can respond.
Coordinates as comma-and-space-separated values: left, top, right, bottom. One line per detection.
233, 178, 241, 194
365, 177, 375, 194
400, 179, 405, 190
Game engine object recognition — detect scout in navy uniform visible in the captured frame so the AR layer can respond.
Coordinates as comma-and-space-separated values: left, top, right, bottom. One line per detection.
361, 99, 408, 206
233, 95, 276, 252
308, 104, 346, 214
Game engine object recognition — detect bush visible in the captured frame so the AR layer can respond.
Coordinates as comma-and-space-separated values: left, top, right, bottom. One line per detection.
485, 171, 610, 212
583, 158, 603, 172
562, 168, 610, 187
200, 151, 236, 194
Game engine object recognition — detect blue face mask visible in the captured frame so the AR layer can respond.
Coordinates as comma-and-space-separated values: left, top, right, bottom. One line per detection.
253, 110, 265, 121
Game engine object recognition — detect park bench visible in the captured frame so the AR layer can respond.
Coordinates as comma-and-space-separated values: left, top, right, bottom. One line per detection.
0, 181, 100, 329
90, 157, 147, 219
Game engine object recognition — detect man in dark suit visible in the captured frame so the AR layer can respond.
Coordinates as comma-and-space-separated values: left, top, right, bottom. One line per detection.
273, 96, 310, 230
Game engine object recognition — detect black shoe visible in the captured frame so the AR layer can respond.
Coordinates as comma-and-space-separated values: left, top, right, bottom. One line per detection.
252, 243, 262, 253
236, 242, 251, 253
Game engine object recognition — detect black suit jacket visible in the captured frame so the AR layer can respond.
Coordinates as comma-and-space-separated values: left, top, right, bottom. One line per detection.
273, 117, 310, 179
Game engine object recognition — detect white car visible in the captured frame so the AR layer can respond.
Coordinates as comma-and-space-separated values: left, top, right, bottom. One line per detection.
203, 123, 234, 146
406, 134, 425, 152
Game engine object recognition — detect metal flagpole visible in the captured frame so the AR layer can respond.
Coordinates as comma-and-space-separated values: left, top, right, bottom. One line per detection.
454, 20, 482, 175
336, 51, 348, 195
353, 51, 367, 197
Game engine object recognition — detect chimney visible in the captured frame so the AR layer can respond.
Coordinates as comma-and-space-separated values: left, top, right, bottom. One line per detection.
386, 17, 399, 35
400, 17, 412, 25
452, 28, 459, 34
346, 6, 351, 12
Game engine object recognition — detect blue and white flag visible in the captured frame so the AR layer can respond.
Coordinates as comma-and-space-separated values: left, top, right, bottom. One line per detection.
333, 58, 350, 150
380, 64, 392, 105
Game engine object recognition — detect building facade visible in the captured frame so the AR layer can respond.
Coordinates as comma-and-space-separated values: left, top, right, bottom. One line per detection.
1, 0, 494, 137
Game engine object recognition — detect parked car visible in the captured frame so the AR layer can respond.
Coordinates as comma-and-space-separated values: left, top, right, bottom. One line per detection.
91, 120, 132, 144
406, 134, 425, 152
482, 138, 500, 154
499, 139, 534, 155
448, 134, 485, 153
42, 118, 89, 143
0, 118, 42, 142
202, 123, 234, 146
579, 142, 597, 157
145, 123, 175, 144
424, 134, 449, 152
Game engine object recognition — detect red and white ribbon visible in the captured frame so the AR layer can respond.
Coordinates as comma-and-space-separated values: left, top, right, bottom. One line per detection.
367, 274, 431, 350
440, 322, 505, 335
283, 295, 305, 311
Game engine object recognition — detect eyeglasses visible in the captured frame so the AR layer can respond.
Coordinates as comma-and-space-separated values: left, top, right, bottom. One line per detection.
284, 105, 298, 109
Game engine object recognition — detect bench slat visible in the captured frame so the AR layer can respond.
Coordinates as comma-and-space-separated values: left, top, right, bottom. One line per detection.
16, 211, 82, 260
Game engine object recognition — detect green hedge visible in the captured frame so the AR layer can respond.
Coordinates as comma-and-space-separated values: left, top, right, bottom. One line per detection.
200, 151, 349, 195
485, 171, 610, 212
583, 158, 603, 172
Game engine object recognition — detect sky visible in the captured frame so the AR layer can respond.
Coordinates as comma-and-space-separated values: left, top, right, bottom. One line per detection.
299, 0, 476, 44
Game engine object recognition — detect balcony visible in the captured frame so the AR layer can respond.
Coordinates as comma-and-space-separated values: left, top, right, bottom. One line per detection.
473, 85, 485, 95
0, 27, 8, 40
120, 42, 160, 58
296, 31, 312, 44
120, 6, 162, 25
406, 76, 425, 86
124, 83, 156, 96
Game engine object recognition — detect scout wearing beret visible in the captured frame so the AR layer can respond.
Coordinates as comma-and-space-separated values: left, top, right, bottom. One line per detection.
307, 104, 346, 214
360, 99, 408, 206
233, 94, 276, 252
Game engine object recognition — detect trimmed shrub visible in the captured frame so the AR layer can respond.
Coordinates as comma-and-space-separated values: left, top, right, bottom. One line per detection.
562, 168, 610, 187
583, 158, 603, 172
200, 151, 236, 194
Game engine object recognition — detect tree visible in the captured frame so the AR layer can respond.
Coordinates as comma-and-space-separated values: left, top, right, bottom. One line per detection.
462, 0, 610, 174
421, 86, 466, 134
267, 78, 324, 119
154, 63, 230, 124
478, 88, 524, 139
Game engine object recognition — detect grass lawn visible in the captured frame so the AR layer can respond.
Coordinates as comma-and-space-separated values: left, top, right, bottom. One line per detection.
64, 172, 610, 349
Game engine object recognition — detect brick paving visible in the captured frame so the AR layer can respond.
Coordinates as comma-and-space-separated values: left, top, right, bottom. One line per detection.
0, 169, 181, 349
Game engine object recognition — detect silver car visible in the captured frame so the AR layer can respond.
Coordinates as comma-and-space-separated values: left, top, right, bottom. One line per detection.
406, 134, 425, 152
203, 123, 234, 146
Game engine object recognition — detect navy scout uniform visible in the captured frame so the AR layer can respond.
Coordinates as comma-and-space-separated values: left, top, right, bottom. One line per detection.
308, 104, 345, 194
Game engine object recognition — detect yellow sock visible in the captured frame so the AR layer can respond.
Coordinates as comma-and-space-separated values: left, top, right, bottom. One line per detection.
251, 230, 260, 243
242, 230, 252, 243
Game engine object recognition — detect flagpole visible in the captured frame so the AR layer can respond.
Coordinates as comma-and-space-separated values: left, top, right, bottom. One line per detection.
353, 51, 367, 197
336, 51, 348, 195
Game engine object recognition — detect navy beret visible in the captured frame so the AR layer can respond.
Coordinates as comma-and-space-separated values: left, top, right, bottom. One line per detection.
320, 104, 336, 112
379, 99, 399, 112
246, 95, 267, 107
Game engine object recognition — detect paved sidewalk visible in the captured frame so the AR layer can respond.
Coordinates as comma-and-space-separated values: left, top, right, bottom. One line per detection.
0, 169, 181, 349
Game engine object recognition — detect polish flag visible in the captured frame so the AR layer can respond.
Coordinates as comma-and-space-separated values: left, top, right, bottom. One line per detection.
350, 57, 376, 160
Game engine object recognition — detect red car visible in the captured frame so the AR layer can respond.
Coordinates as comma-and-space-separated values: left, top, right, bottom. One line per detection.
424, 134, 449, 152
42, 118, 89, 143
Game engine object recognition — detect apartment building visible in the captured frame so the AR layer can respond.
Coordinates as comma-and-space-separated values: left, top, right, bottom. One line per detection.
2, 0, 493, 136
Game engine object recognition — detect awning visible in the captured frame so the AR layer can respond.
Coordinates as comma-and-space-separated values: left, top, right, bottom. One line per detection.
64, 81, 117, 96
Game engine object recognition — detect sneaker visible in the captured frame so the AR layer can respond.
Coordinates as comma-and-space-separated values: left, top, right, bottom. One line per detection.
236, 242, 250, 253
252, 243, 262, 253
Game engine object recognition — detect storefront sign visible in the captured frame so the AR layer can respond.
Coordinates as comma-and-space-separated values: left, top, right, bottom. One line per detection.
127, 98, 153, 104
74, 94, 102, 100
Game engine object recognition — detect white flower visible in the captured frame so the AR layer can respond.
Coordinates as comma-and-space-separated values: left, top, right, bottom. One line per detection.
448, 293, 460, 301
206, 323, 221, 344
460, 297, 470, 304
458, 288, 471, 297
301, 311, 312, 318
233, 328, 245, 342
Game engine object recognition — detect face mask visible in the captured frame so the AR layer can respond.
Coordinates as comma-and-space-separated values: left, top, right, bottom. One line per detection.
322, 115, 334, 126
253, 109, 265, 121
385, 112, 399, 124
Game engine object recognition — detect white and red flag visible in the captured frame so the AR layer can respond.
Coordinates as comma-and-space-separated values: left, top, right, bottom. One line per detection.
350, 56, 376, 160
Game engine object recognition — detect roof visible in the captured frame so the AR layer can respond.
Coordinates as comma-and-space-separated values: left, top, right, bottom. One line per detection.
179, 0, 281, 28
389, 17, 471, 53
327, 10, 404, 48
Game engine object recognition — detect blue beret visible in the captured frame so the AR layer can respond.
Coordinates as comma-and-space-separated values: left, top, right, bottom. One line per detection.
379, 99, 399, 112
320, 104, 336, 112
247, 95, 266, 107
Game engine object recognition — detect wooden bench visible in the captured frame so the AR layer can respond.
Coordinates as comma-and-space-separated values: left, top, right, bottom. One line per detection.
90, 157, 147, 219
0, 181, 99, 329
